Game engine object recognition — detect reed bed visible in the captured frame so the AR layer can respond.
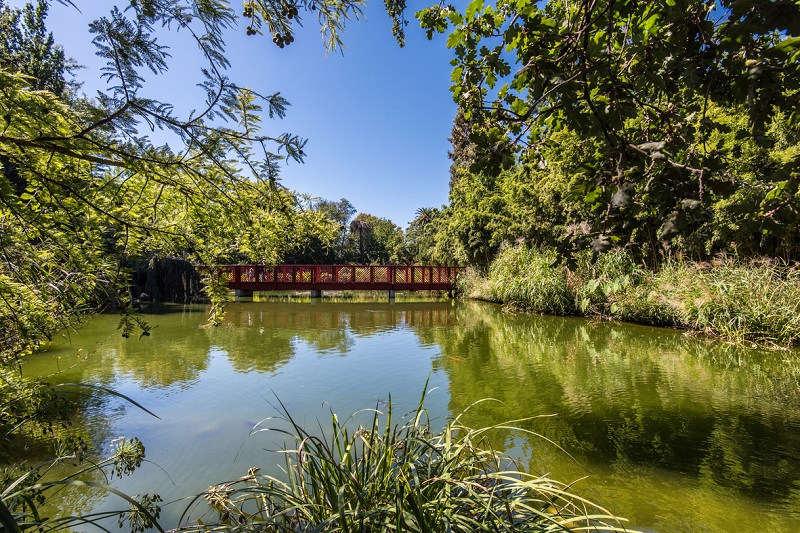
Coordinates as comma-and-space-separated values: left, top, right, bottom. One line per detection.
464, 245, 800, 348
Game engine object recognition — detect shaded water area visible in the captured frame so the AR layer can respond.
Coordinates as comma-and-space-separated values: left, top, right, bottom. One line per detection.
17, 298, 800, 532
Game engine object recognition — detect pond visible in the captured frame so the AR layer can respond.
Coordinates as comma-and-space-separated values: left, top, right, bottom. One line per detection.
18, 297, 800, 532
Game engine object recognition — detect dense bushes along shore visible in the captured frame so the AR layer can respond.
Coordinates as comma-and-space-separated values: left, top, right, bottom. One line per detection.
464, 247, 800, 349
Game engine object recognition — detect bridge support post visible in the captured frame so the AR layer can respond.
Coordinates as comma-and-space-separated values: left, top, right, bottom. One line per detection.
310, 289, 323, 299
388, 290, 395, 300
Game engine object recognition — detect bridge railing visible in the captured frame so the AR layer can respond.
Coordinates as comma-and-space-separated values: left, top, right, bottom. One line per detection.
201, 264, 465, 291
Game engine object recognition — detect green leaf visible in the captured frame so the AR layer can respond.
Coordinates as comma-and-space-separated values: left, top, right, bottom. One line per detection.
466, 0, 484, 19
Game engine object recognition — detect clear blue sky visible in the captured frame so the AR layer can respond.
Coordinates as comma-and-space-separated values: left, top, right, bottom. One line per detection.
24, 1, 458, 228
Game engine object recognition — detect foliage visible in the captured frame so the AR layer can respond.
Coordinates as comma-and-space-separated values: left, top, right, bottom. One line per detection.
0, 0, 72, 95
284, 198, 355, 264
468, 244, 800, 348
202, 272, 231, 327
572, 249, 643, 316
347, 212, 405, 264
1, 435, 162, 533
469, 246, 572, 314
614, 258, 800, 346
177, 393, 630, 532
417, 0, 800, 258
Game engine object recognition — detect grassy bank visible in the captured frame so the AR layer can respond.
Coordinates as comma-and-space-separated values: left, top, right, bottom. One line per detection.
463, 246, 800, 348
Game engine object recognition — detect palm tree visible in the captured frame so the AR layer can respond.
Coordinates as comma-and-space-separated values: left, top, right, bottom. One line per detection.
412, 207, 438, 229
349, 218, 373, 263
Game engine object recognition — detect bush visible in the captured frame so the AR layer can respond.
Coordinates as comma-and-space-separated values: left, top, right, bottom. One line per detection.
470, 247, 800, 348
573, 249, 643, 316
644, 259, 800, 346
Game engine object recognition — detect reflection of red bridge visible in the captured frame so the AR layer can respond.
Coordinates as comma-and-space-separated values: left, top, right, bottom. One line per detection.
206, 265, 465, 294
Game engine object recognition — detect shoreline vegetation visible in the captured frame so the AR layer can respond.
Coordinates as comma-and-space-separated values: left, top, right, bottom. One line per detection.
462, 246, 800, 350
3, 393, 634, 533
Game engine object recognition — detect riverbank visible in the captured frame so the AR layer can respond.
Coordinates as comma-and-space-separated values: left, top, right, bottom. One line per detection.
463, 246, 800, 349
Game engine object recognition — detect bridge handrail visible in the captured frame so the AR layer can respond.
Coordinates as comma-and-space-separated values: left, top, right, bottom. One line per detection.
197, 264, 465, 289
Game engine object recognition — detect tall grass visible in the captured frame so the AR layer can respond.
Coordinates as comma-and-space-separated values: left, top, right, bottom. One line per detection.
177, 393, 631, 532
627, 259, 800, 346
464, 247, 572, 315
470, 245, 800, 348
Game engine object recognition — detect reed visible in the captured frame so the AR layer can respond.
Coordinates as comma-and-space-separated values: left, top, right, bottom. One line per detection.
468, 247, 572, 315
177, 392, 631, 532
471, 245, 800, 348
640, 259, 800, 346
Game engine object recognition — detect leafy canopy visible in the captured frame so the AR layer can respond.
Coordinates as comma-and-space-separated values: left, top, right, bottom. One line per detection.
417, 0, 800, 249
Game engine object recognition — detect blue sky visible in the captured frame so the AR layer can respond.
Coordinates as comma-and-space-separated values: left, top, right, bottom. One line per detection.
24, 1, 458, 228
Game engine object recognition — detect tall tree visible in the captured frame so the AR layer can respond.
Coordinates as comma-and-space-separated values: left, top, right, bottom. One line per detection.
0, 0, 71, 95
348, 213, 405, 264
447, 108, 476, 189
349, 216, 373, 263
418, 0, 800, 256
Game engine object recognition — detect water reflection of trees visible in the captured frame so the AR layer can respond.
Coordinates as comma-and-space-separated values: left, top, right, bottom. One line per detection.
215, 302, 459, 368
25, 306, 213, 391
422, 302, 800, 503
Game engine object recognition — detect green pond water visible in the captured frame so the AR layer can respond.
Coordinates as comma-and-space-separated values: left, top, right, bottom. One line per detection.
17, 297, 800, 532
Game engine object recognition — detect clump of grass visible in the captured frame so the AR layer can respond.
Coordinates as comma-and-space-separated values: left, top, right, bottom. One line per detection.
477, 246, 572, 314
641, 259, 800, 346
572, 249, 643, 316
178, 393, 631, 532
468, 246, 800, 347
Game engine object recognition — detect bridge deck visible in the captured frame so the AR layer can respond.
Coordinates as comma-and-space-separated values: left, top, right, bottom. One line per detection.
206, 264, 464, 292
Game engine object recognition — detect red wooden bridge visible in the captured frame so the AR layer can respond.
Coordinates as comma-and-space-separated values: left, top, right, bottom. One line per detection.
205, 264, 464, 293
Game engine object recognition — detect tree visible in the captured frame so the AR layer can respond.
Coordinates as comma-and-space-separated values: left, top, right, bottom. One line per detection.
447, 108, 476, 189
0, 0, 374, 461
418, 0, 800, 258
349, 215, 373, 263
0, 0, 72, 95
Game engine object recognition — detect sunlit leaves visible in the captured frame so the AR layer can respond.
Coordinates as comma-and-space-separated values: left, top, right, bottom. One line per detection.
417, 0, 800, 251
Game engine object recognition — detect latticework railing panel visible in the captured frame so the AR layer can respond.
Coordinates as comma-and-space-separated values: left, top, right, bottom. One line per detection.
393, 267, 410, 284
337, 266, 354, 283
354, 266, 371, 283
372, 266, 389, 283
317, 266, 335, 283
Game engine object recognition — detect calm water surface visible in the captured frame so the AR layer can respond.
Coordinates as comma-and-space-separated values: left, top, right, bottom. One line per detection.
20, 297, 800, 532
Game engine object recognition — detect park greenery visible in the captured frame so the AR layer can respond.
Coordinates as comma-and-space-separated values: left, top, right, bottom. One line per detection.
401, 0, 800, 347
2, 0, 800, 531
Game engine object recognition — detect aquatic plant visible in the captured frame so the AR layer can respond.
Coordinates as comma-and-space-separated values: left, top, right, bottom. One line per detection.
468, 247, 573, 315
470, 244, 800, 348
634, 258, 800, 347
176, 392, 631, 532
